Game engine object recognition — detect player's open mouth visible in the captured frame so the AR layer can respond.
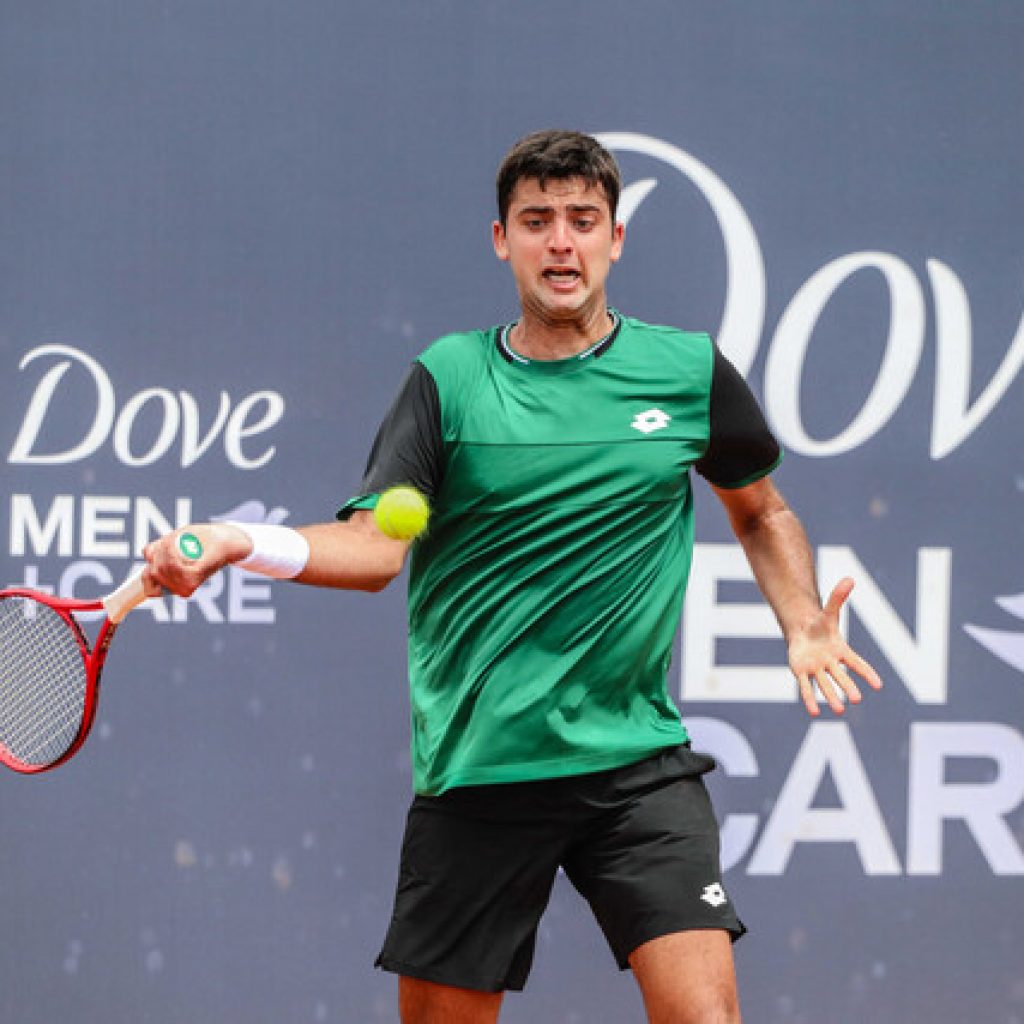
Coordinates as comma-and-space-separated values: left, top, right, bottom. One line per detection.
543, 269, 581, 287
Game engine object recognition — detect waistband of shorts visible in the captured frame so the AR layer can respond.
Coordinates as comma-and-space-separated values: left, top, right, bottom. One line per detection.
412, 743, 717, 815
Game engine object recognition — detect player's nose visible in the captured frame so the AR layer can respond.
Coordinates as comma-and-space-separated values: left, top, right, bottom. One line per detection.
547, 216, 573, 252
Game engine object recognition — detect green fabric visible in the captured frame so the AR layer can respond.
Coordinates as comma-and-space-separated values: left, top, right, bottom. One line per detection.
344, 317, 761, 794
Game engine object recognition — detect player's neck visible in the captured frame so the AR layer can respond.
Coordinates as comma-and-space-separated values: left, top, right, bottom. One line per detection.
509, 305, 615, 362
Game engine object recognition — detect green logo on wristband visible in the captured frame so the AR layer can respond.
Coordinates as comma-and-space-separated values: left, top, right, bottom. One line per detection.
178, 532, 204, 560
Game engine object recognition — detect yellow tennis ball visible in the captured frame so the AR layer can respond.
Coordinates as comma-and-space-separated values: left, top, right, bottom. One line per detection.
374, 486, 430, 541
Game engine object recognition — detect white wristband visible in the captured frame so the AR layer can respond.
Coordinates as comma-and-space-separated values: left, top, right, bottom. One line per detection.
228, 522, 310, 579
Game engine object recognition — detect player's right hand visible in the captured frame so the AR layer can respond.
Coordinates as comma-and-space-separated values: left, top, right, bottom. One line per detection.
142, 523, 253, 598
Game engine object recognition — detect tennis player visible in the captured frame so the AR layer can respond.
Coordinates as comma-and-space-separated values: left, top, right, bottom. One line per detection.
144, 130, 882, 1024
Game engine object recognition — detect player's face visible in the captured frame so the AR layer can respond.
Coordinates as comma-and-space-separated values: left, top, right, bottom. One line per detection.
493, 177, 624, 328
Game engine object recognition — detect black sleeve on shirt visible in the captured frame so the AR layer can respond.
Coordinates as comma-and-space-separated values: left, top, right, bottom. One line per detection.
694, 344, 781, 488
357, 361, 445, 500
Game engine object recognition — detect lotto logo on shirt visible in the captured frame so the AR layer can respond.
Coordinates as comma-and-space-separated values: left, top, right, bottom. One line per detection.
631, 408, 671, 434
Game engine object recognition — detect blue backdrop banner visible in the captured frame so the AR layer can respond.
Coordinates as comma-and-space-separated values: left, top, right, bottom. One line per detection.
1, 3, 1022, 1021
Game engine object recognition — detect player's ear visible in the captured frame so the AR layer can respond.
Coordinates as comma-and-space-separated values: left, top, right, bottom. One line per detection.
610, 220, 625, 263
492, 220, 510, 261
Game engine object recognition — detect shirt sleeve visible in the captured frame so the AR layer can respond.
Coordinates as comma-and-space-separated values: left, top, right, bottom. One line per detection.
693, 344, 782, 488
337, 361, 445, 519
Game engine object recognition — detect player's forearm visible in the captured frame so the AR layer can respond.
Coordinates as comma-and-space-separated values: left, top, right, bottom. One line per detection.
294, 518, 408, 592
143, 513, 407, 598
730, 504, 825, 644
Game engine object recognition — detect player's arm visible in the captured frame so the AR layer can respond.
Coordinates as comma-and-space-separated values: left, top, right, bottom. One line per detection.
694, 342, 880, 715
143, 361, 442, 600
712, 476, 882, 716
141, 513, 408, 600
295, 514, 409, 590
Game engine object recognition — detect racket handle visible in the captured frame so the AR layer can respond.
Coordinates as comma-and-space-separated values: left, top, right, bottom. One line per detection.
103, 569, 150, 624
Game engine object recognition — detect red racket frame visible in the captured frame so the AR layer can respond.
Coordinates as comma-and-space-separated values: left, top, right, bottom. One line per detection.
0, 590, 120, 774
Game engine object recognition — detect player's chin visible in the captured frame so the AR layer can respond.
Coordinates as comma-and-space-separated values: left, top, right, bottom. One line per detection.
539, 290, 591, 318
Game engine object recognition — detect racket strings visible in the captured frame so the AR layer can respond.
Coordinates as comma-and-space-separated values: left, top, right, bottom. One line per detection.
0, 598, 88, 767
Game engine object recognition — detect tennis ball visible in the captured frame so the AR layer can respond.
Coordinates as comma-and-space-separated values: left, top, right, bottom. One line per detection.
374, 486, 430, 541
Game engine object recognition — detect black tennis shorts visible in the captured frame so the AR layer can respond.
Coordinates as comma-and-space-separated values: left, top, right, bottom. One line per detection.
375, 745, 745, 992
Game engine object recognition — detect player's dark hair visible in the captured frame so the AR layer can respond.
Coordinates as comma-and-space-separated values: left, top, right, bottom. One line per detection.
496, 130, 622, 229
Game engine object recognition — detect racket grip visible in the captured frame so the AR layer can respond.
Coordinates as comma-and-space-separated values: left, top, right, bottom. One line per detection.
102, 569, 150, 624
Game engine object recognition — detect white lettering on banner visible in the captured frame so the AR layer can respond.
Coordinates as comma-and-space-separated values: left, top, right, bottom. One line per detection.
765, 253, 925, 456
5, 494, 283, 625
10, 494, 194, 558
61, 559, 114, 611
599, 132, 1024, 458
8, 344, 284, 469
81, 496, 130, 558
9, 494, 75, 557
907, 723, 1024, 875
688, 718, 1024, 877
682, 543, 951, 705
7, 560, 274, 626
746, 722, 901, 875
928, 259, 1024, 459
681, 544, 793, 701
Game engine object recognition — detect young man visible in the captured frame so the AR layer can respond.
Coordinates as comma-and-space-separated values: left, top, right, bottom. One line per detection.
144, 130, 882, 1024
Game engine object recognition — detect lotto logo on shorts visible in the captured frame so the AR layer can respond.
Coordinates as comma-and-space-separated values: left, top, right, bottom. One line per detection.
700, 883, 729, 908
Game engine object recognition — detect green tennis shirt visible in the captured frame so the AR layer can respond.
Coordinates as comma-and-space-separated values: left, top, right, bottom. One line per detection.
340, 314, 780, 795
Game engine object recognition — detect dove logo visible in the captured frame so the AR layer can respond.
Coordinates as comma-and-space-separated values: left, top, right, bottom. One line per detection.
7, 344, 285, 470
965, 594, 1024, 674
598, 132, 1024, 461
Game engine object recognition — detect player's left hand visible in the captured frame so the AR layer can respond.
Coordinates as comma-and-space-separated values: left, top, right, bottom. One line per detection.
786, 576, 883, 716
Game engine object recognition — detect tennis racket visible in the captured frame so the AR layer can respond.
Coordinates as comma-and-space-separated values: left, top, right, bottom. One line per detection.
0, 570, 151, 773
